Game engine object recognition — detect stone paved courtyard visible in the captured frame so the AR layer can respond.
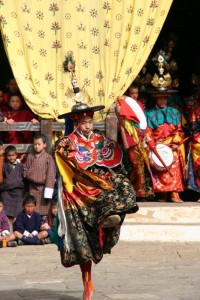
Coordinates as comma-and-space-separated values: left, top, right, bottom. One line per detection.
0, 241, 200, 300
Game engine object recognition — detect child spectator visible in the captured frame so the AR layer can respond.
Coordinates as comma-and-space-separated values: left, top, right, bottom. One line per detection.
46, 200, 57, 229
3, 78, 20, 105
4, 94, 38, 144
40, 201, 58, 243
0, 145, 25, 229
23, 133, 56, 216
126, 83, 145, 110
13, 195, 48, 245
0, 199, 17, 247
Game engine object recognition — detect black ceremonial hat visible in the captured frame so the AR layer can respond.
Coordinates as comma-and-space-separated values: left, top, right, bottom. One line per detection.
58, 103, 105, 120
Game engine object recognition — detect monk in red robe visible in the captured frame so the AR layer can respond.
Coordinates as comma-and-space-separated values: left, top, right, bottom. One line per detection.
4, 94, 38, 144
145, 92, 186, 202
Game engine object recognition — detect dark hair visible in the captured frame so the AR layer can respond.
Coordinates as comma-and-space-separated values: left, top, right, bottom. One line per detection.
46, 201, 57, 228
23, 195, 36, 206
7, 77, 16, 83
5, 145, 17, 156
0, 199, 4, 205
125, 83, 139, 96
0, 140, 3, 146
129, 83, 139, 90
9, 93, 23, 103
33, 133, 47, 143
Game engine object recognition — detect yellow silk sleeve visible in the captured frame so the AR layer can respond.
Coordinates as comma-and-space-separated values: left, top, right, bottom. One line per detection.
55, 152, 74, 193
124, 120, 139, 144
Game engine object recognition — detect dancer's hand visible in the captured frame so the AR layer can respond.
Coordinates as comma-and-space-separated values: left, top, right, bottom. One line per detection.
171, 144, 178, 150
58, 137, 69, 147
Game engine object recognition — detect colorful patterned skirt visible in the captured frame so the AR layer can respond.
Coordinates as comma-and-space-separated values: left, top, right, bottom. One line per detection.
59, 167, 138, 267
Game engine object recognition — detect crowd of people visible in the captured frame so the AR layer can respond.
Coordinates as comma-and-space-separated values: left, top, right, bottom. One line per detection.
0, 78, 38, 144
0, 76, 200, 299
0, 133, 57, 247
0, 78, 139, 299
121, 83, 200, 203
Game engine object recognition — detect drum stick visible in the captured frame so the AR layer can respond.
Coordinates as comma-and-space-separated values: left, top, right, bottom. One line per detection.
168, 137, 189, 148
150, 145, 173, 177
178, 137, 189, 146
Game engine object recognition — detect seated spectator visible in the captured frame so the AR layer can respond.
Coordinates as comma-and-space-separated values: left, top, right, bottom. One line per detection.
0, 199, 17, 247
4, 94, 38, 144
40, 201, 58, 243
13, 195, 48, 245
0, 145, 25, 230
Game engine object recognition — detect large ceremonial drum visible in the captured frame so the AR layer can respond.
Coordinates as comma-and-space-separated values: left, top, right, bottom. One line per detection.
123, 96, 147, 130
149, 143, 174, 171
116, 96, 147, 130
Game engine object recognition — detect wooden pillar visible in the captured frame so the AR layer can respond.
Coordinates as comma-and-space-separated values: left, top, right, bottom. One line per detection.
105, 102, 118, 141
41, 119, 53, 155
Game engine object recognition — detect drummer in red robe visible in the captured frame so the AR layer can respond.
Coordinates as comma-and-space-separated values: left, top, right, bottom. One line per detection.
145, 91, 186, 202
116, 95, 154, 201
185, 92, 200, 201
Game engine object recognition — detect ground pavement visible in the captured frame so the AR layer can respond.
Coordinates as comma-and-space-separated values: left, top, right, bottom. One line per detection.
0, 241, 200, 300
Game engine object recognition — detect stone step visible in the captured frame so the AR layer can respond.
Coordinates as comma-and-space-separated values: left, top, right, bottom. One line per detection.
120, 202, 200, 242
125, 202, 200, 224
120, 224, 200, 242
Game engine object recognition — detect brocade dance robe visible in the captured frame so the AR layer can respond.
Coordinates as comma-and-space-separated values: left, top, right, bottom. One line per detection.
122, 122, 154, 198
24, 150, 56, 215
187, 106, 200, 192
117, 98, 154, 198
55, 131, 138, 267
145, 106, 185, 193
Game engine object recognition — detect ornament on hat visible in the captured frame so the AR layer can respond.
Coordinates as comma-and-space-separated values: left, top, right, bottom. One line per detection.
151, 53, 172, 91
63, 52, 87, 105
59, 53, 104, 120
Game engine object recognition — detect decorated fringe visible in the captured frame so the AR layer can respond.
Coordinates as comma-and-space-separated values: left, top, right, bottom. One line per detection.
57, 176, 72, 252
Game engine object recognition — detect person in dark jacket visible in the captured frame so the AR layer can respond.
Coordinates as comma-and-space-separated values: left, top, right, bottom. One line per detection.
13, 195, 48, 245
0, 145, 25, 230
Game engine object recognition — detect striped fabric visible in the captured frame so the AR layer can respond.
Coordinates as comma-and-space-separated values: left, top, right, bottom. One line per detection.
24, 150, 56, 215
